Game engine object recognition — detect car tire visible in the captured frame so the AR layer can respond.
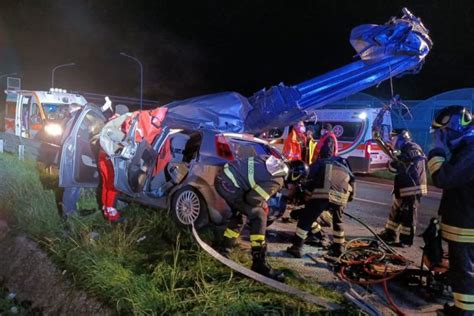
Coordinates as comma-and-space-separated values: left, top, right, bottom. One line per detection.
170, 186, 208, 227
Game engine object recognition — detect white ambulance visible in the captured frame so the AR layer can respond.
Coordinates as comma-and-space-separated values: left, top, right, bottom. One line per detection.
1, 87, 87, 143
261, 108, 392, 173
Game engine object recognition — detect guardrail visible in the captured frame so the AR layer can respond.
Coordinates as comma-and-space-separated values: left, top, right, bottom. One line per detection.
0, 132, 59, 164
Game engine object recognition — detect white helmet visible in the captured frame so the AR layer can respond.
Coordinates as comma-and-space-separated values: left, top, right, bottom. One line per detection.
265, 155, 289, 177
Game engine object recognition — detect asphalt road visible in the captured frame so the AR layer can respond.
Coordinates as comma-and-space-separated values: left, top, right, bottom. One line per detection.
264, 176, 446, 315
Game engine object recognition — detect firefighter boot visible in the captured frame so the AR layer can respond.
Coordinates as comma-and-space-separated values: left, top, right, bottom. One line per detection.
251, 245, 285, 282
286, 235, 305, 258
218, 237, 237, 258
378, 229, 397, 243
305, 231, 329, 248
326, 243, 343, 259
436, 303, 466, 316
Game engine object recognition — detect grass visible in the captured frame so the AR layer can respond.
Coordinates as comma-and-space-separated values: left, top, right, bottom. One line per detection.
0, 153, 357, 315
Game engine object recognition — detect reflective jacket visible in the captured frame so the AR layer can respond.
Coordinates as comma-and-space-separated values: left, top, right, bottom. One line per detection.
305, 157, 355, 206
222, 156, 284, 207
389, 141, 427, 198
428, 137, 474, 243
283, 129, 307, 161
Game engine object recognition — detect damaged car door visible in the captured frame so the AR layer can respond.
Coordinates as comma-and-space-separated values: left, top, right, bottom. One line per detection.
112, 115, 171, 200
59, 105, 105, 187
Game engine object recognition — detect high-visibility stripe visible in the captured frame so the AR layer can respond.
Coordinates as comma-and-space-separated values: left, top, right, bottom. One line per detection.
442, 231, 474, 243
296, 227, 308, 239
333, 235, 345, 244
454, 300, 474, 311
333, 230, 345, 237
454, 293, 474, 303
311, 222, 322, 233
399, 185, 428, 197
399, 226, 412, 235
441, 223, 474, 236
328, 191, 349, 204
250, 234, 266, 247
427, 156, 445, 174
224, 228, 240, 239
248, 157, 271, 201
224, 165, 240, 188
385, 220, 399, 231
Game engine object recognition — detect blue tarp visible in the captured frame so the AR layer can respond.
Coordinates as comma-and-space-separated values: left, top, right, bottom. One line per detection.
164, 8, 432, 134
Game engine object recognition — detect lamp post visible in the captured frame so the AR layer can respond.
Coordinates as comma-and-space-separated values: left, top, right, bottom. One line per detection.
120, 52, 143, 110
51, 63, 76, 88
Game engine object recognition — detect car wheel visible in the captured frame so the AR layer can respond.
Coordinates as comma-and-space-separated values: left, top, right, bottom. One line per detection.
171, 186, 208, 226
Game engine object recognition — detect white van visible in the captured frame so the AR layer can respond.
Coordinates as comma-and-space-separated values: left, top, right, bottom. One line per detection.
260, 108, 392, 173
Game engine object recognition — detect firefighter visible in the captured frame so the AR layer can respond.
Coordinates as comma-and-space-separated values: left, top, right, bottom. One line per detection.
286, 155, 355, 258
289, 126, 338, 247
312, 123, 338, 162
378, 129, 427, 247
283, 121, 307, 161
215, 155, 304, 281
428, 105, 474, 316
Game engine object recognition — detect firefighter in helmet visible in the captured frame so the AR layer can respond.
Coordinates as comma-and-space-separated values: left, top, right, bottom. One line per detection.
378, 129, 427, 247
428, 105, 474, 315
215, 155, 307, 281
286, 155, 355, 258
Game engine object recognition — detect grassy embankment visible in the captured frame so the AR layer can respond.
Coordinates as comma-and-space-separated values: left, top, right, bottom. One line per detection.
0, 153, 357, 315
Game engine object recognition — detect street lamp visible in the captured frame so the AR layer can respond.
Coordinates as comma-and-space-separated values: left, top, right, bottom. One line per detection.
120, 52, 143, 110
51, 63, 76, 88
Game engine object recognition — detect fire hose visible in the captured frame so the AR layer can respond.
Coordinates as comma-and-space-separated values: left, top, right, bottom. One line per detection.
341, 212, 413, 316
190, 223, 340, 310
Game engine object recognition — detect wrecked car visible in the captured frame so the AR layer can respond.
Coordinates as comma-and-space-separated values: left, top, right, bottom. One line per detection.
59, 104, 287, 227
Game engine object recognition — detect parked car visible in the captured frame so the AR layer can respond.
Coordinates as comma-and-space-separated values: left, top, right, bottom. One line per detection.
59, 105, 287, 228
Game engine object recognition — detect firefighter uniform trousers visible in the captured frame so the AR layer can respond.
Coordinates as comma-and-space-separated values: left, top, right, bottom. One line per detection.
296, 199, 345, 247
215, 174, 267, 246
294, 160, 354, 250
385, 194, 421, 244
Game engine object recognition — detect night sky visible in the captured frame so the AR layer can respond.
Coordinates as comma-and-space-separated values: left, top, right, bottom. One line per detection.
1, 1, 473, 105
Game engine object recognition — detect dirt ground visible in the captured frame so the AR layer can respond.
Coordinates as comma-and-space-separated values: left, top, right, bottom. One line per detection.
0, 230, 111, 315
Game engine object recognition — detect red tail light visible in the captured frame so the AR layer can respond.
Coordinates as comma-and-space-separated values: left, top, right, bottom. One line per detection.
215, 134, 234, 160
365, 141, 372, 159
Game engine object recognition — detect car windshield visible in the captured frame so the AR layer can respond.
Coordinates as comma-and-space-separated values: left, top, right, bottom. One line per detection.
228, 138, 275, 159
43, 103, 70, 121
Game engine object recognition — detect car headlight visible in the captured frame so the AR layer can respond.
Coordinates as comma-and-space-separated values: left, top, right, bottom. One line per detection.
44, 123, 63, 136
358, 112, 368, 120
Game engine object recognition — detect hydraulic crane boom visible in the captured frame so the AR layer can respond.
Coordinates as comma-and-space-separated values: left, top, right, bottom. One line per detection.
164, 8, 432, 134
